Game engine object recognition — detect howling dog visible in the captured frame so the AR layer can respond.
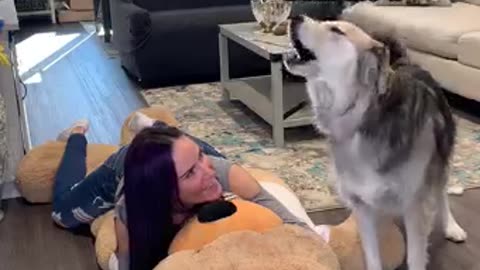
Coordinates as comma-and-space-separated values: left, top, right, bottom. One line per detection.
283, 15, 467, 270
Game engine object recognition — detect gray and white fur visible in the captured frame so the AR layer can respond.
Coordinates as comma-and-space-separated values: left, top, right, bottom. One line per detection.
283, 15, 467, 270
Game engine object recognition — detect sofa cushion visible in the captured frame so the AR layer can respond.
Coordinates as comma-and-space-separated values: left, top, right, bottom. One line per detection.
458, 32, 480, 69
342, 2, 480, 59
375, 0, 451, 7
407, 48, 480, 102
133, 0, 247, 12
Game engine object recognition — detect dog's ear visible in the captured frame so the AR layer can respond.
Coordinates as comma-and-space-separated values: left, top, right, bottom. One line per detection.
357, 42, 390, 94
357, 50, 377, 87
373, 43, 391, 95
372, 33, 408, 66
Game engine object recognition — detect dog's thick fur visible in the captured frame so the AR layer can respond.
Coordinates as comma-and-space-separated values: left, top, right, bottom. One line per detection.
283, 15, 467, 270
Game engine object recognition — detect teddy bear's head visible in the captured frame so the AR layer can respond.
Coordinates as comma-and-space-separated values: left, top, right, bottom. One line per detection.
168, 195, 283, 254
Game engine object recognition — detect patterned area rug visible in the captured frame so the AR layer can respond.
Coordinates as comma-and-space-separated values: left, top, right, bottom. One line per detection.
142, 82, 480, 212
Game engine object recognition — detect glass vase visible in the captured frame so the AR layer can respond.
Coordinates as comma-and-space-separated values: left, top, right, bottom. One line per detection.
251, 0, 293, 33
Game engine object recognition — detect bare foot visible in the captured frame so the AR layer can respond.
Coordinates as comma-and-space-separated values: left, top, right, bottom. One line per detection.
57, 119, 89, 141
128, 112, 155, 134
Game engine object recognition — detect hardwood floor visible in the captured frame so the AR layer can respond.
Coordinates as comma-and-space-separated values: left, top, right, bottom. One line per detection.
309, 189, 480, 270
14, 20, 146, 147
1, 19, 480, 270
0, 199, 98, 270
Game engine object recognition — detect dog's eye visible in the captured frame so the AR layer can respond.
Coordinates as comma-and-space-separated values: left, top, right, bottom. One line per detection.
330, 26, 345, 35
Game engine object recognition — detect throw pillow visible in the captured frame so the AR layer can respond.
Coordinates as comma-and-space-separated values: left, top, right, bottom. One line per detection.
463, 0, 480, 6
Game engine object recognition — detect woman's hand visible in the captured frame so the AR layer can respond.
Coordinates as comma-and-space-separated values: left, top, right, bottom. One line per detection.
115, 217, 129, 256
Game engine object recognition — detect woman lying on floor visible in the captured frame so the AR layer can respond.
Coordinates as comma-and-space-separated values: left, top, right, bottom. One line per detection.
51, 113, 312, 270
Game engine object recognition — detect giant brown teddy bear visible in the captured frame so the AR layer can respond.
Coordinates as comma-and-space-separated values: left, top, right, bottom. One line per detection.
15, 106, 405, 270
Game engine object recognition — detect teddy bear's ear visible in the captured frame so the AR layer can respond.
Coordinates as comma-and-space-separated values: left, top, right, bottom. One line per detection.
198, 200, 237, 223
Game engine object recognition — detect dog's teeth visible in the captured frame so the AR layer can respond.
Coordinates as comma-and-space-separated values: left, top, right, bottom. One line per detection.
286, 49, 299, 60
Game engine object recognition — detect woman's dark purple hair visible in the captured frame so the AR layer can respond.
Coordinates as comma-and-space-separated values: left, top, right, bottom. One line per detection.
123, 124, 184, 270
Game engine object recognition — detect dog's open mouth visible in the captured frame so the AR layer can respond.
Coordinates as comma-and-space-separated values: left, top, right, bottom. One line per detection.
289, 36, 316, 63
286, 16, 317, 64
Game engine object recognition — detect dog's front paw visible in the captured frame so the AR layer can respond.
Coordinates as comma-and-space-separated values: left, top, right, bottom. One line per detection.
445, 221, 467, 243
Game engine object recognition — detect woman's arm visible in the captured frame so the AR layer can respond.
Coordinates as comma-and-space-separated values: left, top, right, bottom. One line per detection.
227, 163, 311, 230
228, 164, 262, 199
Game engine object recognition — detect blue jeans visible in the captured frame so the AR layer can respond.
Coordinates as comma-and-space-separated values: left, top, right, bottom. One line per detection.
51, 128, 226, 230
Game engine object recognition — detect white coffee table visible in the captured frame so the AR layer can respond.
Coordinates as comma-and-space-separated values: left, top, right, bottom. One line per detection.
218, 22, 313, 147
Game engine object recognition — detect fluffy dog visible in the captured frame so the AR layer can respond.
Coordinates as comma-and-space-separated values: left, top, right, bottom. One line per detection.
283, 15, 467, 270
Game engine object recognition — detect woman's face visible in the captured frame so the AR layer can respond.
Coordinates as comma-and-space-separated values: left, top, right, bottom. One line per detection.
172, 135, 223, 207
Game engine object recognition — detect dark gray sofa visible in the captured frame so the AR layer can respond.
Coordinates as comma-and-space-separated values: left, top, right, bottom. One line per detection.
110, 0, 343, 87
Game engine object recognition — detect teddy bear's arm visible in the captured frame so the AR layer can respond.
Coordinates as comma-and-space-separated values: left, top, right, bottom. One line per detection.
114, 217, 130, 270
209, 156, 311, 231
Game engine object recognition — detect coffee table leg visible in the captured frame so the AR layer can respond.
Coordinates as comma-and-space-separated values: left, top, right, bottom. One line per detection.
219, 33, 230, 99
102, 0, 112, 43
49, 0, 56, 24
0, 183, 4, 223
271, 60, 284, 147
